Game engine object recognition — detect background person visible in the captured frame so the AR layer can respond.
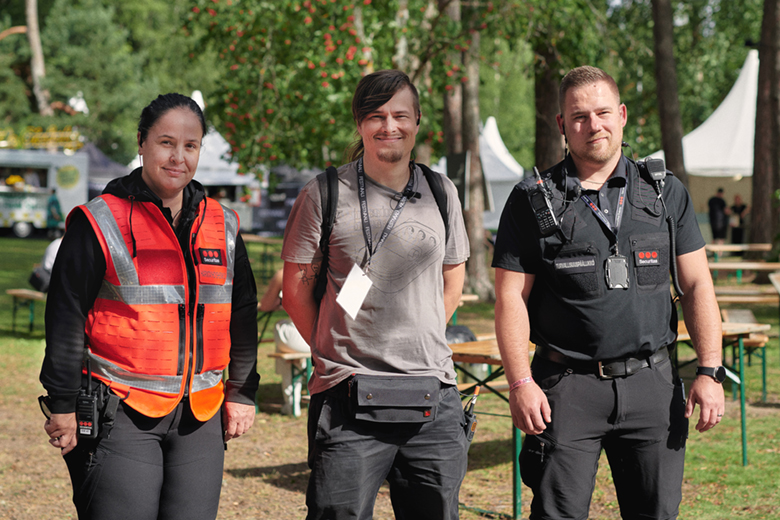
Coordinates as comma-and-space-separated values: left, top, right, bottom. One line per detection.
493, 66, 724, 520
39, 93, 259, 520
282, 69, 470, 519
707, 187, 729, 244
729, 193, 749, 246
47, 188, 63, 239
28, 236, 62, 292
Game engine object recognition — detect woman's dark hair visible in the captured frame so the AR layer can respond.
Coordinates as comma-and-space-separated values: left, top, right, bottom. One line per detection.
137, 93, 207, 145
345, 70, 420, 162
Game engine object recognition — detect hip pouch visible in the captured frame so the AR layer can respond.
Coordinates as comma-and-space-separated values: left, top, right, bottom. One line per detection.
349, 375, 440, 423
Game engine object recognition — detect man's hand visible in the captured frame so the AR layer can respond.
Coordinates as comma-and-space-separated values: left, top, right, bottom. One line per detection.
222, 402, 256, 442
44, 413, 78, 455
508, 382, 551, 435
685, 376, 725, 432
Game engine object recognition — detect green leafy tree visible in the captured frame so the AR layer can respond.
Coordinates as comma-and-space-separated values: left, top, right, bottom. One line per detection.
0, 16, 32, 126
187, 0, 514, 171
106, 0, 223, 97
40, 0, 156, 163
608, 0, 762, 158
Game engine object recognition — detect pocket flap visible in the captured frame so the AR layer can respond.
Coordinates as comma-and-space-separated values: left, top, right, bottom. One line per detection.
354, 375, 440, 407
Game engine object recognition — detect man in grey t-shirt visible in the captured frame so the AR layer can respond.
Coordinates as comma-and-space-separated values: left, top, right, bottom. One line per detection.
282, 70, 470, 519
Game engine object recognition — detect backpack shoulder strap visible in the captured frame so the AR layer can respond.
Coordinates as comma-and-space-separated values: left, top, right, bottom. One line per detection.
418, 163, 450, 243
314, 166, 339, 303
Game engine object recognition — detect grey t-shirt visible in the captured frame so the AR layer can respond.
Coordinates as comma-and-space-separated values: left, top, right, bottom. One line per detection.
281, 161, 470, 394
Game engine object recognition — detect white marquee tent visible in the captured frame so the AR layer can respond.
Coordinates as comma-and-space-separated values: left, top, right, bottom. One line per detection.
434, 116, 525, 229
650, 49, 758, 178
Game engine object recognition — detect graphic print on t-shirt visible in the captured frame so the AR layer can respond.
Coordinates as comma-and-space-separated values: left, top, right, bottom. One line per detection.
346, 205, 442, 294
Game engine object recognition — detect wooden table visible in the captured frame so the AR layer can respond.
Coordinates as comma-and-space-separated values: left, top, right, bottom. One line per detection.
449, 339, 525, 519
676, 321, 771, 466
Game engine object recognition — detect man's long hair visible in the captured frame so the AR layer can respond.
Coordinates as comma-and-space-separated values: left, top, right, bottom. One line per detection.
345, 70, 420, 163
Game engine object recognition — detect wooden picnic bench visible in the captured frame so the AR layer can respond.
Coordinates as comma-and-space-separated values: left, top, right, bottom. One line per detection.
7, 288, 46, 333
708, 261, 780, 283
705, 243, 772, 259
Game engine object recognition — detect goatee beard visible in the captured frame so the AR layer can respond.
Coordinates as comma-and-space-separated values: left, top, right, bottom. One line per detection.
376, 149, 405, 163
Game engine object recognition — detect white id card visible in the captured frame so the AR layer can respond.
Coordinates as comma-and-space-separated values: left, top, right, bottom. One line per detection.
336, 263, 373, 320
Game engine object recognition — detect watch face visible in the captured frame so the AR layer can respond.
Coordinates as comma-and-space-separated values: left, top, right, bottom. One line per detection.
715, 366, 727, 383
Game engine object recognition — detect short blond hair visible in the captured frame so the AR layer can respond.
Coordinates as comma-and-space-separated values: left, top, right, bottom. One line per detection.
559, 66, 620, 114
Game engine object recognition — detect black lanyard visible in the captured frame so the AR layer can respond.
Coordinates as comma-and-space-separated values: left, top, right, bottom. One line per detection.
357, 157, 415, 266
580, 185, 626, 254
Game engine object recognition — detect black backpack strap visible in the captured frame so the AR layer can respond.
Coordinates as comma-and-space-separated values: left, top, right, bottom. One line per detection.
418, 163, 450, 243
314, 166, 339, 303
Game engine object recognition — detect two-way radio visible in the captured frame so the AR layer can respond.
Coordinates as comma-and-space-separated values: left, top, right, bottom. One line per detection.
527, 166, 560, 237
637, 156, 685, 299
77, 353, 99, 439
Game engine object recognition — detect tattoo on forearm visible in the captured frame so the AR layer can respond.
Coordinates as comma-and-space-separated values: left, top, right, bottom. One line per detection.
297, 262, 322, 286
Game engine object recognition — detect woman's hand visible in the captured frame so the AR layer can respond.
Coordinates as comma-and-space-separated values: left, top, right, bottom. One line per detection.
222, 402, 256, 442
44, 413, 78, 455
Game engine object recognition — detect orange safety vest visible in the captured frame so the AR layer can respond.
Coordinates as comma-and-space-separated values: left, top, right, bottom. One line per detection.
76, 195, 238, 421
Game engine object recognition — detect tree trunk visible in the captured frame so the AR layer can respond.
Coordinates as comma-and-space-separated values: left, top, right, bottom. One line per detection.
462, 15, 494, 301
752, 0, 777, 247
534, 41, 564, 170
393, 0, 410, 71
773, 0, 780, 245
440, 0, 462, 156
354, 7, 374, 74
26, 0, 53, 116
652, 0, 688, 187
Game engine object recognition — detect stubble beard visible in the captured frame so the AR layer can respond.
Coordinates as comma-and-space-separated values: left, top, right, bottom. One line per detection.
572, 134, 621, 165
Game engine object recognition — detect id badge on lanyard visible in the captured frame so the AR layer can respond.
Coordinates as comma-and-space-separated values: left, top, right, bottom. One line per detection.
337, 158, 415, 318
580, 185, 629, 290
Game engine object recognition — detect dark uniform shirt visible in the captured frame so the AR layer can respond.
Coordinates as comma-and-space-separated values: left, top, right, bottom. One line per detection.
492, 155, 705, 361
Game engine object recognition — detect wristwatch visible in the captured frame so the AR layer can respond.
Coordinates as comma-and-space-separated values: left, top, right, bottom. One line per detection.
696, 366, 726, 383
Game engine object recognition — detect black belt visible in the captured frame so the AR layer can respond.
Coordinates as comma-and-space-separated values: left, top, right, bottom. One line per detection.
534, 344, 670, 379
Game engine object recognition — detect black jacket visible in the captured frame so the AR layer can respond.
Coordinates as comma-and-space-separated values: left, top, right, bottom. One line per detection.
40, 168, 259, 414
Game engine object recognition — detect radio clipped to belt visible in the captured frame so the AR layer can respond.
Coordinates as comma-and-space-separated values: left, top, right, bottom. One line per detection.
348, 374, 440, 423
78, 349, 123, 440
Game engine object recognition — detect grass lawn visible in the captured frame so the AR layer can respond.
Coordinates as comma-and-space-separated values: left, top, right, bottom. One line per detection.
0, 235, 778, 519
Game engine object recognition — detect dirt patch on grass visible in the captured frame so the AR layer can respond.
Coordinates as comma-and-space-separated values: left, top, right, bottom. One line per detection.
3, 334, 779, 520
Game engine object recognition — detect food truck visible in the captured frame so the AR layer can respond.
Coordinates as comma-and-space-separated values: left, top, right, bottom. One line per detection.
0, 149, 88, 237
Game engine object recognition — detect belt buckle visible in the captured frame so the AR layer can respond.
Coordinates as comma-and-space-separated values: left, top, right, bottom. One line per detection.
597, 361, 613, 379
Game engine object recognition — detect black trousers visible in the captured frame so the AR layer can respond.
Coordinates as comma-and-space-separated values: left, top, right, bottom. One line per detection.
521, 354, 688, 520
63, 400, 224, 520
306, 384, 470, 520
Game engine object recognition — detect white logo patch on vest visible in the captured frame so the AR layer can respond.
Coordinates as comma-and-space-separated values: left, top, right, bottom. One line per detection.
635, 250, 660, 266
554, 257, 596, 274
199, 248, 224, 266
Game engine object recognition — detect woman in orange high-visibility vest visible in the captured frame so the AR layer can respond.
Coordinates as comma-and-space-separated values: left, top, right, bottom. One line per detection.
39, 93, 260, 520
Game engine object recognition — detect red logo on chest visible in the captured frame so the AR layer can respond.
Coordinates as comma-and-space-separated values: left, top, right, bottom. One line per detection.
199, 248, 224, 266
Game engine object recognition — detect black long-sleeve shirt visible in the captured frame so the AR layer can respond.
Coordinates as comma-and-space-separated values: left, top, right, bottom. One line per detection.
40, 169, 259, 414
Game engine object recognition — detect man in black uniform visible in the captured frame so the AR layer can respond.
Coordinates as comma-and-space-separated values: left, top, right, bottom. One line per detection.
493, 66, 724, 519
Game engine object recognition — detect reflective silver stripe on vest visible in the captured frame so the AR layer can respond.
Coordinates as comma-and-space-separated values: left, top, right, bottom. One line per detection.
85, 198, 139, 286
198, 284, 233, 305
222, 206, 238, 285
98, 282, 186, 305
88, 350, 223, 394
193, 205, 238, 304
